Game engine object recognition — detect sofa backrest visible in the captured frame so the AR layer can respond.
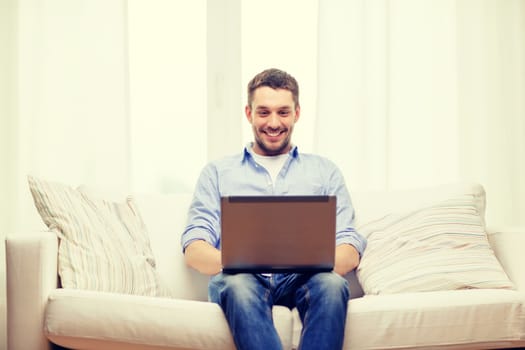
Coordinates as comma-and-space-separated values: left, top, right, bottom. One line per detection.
134, 193, 210, 301
351, 182, 486, 232
135, 182, 486, 302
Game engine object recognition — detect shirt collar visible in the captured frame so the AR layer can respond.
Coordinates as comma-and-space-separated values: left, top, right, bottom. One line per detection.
241, 142, 299, 163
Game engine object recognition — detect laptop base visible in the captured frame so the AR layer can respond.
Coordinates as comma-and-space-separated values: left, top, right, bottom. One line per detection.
222, 265, 334, 275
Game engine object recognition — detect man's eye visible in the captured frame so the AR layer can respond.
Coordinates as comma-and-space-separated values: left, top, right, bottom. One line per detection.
258, 111, 269, 116
279, 111, 290, 116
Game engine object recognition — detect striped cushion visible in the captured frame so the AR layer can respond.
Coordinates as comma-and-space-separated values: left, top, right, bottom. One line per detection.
356, 189, 514, 294
28, 176, 163, 296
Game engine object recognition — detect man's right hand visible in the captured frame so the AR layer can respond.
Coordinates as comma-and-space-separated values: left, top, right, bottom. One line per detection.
184, 240, 222, 275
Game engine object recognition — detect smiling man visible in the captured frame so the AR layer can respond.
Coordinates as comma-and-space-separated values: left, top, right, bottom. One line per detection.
181, 68, 366, 350
247, 75, 298, 156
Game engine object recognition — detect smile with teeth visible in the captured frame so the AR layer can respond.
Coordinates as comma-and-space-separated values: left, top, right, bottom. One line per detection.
264, 129, 285, 137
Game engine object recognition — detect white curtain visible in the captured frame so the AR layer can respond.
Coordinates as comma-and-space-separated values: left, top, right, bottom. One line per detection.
0, 3, 207, 342
240, 0, 319, 152
317, 0, 525, 227
8, 0, 522, 231
3, 0, 523, 247
11, 0, 132, 231
1, 0, 208, 235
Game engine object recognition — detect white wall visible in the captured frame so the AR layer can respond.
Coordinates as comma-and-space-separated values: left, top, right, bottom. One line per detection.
457, 0, 525, 226
241, 0, 319, 153
317, 0, 390, 191
0, 0, 16, 347
207, 0, 242, 161
317, 0, 525, 227
388, 0, 459, 189
1, 1, 208, 347
9, 0, 209, 229
14, 0, 131, 232
127, 0, 207, 193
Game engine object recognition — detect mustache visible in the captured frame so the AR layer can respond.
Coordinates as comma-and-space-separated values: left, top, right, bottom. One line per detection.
261, 127, 287, 133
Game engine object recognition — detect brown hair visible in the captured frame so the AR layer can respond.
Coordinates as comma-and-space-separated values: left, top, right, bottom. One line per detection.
247, 68, 299, 108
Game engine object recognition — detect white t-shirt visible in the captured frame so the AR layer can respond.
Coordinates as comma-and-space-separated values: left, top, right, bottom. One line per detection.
250, 151, 289, 277
251, 152, 289, 185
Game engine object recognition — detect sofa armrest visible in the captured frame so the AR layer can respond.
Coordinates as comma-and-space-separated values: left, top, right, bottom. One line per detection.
6, 232, 59, 350
486, 227, 525, 292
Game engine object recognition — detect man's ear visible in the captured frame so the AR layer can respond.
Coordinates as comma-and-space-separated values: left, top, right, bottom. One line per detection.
294, 105, 301, 122
245, 105, 253, 123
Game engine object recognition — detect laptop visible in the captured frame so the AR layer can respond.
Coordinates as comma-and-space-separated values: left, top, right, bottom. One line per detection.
220, 195, 336, 273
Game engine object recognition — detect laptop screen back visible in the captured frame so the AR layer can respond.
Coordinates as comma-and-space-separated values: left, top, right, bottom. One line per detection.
221, 195, 336, 273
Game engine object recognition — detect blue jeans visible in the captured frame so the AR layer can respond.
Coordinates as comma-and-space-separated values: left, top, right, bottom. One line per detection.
209, 272, 350, 350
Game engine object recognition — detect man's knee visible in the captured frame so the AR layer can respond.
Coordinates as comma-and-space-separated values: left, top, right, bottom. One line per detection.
310, 272, 350, 299
209, 273, 264, 304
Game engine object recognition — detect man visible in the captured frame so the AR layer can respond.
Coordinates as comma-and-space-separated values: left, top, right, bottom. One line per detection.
181, 68, 366, 350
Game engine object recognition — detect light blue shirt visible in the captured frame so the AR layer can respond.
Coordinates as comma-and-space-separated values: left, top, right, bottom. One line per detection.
181, 144, 367, 256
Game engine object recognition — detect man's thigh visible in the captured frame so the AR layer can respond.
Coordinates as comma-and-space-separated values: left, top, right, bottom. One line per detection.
208, 273, 270, 304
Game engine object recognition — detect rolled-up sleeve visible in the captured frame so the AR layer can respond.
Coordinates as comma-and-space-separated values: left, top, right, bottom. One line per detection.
329, 163, 367, 257
181, 164, 221, 251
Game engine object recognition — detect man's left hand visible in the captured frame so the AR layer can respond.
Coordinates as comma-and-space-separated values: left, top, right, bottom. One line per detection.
334, 244, 360, 276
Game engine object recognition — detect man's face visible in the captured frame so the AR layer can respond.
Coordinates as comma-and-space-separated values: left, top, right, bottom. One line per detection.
245, 86, 300, 156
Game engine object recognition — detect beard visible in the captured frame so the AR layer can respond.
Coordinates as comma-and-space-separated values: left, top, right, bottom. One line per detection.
253, 125, 293, 156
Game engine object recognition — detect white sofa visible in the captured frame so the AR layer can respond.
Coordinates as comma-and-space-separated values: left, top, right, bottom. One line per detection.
6, 183, 525, 350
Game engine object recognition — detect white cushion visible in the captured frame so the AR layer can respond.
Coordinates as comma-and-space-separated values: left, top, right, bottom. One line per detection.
28, 176, 164, 297
293, 289, 525, 350
355, 183, 514, 294
45, 288, 293, 350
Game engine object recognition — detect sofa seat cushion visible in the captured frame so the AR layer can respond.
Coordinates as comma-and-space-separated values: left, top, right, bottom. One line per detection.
45, 288, 293, 350
292, 288, 525, 349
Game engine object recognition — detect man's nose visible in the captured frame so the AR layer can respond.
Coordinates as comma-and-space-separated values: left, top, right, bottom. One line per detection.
267, 113, 280, 128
